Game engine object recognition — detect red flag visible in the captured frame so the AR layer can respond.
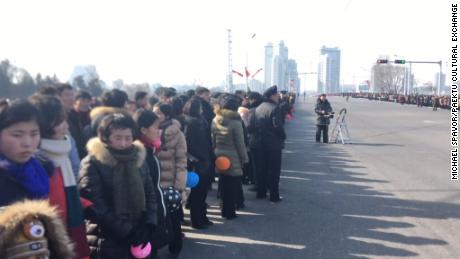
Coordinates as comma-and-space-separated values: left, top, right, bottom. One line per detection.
245, 67, 250, 77
232, 70, 244, 77
251, 68, 263, 78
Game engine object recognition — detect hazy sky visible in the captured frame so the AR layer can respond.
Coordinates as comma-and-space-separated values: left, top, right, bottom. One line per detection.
0, 0, 450, 91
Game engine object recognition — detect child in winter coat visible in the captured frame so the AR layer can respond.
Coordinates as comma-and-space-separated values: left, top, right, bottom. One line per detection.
0, 200, 75, 259
153, 103, 187, 256
133, 108, 173, 255
78, 113, 158, 259
30, 94, 91, 258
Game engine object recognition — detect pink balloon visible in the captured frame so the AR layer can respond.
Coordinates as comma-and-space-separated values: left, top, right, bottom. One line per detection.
130, 242, 152, 259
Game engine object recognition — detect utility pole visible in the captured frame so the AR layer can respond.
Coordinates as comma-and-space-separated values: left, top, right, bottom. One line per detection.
227, 29, 234, 93
298, 72, 318, 94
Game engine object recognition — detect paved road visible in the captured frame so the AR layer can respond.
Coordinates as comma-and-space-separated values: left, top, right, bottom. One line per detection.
159, 96, 458, 259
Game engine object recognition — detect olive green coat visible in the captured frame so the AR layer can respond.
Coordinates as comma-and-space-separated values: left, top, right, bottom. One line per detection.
211, 108, 249, 176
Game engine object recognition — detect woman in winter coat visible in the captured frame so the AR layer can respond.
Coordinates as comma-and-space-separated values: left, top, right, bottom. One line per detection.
182, 97, 213, 229
133, 109, 173, 255
0, 99, 47, 207
78, 113, 158, 259
0, 98, 90, 258
153, 103, 187, 255
212, 95, 248, 219
30, 95, 91, 258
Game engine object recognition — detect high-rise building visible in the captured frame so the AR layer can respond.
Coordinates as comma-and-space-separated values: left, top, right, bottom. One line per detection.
264, 43, 273, 89
273, 41, 289, 91
317, 46, 341, 93
264, 40, 298, 92
287, 59, 300, 93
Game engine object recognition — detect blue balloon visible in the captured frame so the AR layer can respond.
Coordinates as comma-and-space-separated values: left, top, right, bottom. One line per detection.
187, 171, 199, 188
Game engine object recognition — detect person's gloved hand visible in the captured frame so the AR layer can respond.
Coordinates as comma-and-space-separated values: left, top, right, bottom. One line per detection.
129, 223, 153, 247
181, 191, 188, 205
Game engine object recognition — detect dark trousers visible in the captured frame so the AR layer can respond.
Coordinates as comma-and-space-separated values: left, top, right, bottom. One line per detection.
242, 151, 255, 184
256, 148, 282, 200
189, 170, 210, 226
316, 125, 329, 143
221, 175, 239, 218
236, 176, 244, 206
168, 209, 183, 255
250, 148, 261, 187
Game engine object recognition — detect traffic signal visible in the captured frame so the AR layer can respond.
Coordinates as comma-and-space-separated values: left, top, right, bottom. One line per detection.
394, 59, 406, 64
377, 59, 388, 64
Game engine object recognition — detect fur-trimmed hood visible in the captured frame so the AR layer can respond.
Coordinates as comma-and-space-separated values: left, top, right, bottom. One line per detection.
89, 106, 130, 120
215, 108, 241, 126
86, 138, 146, 168
237, 106, 249, 115
0, 200, 75, 259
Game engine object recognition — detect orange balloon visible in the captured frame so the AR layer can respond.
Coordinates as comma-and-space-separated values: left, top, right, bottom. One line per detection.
215, 156, 231, 171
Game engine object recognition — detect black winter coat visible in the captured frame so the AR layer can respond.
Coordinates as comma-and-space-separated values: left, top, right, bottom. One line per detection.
0, 170, 28, 207
315, 99, 333, 125
246, 107, 262, 149
144, 146, 173, 250
254, 100, 286, 150
198, 97, 215, 128
0, 157, 54, 207
78, 139, 158, 259
183, 115, 212, 172
279, 100, 291, 125
68, 109, 87, 159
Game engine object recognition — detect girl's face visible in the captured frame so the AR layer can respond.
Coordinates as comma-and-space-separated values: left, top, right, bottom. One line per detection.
108, 128, 133, 150
141, 120, 161, 141
153, 107, 165, 122
51, 120, 68, 140
0, 121, 40, 163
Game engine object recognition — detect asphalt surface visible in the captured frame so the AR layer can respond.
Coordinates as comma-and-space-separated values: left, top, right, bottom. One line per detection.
159, 96, 458, 259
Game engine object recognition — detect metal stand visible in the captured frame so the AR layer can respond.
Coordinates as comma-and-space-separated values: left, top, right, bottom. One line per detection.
331, 108, 352, 144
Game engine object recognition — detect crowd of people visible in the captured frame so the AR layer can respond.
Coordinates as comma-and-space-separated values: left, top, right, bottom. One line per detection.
343, 92, 451, 110
0, 83, 296, 258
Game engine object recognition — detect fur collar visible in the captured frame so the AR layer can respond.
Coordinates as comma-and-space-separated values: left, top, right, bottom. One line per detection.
89, 106, 129, 120
0, 200, 75, 258
86, 138, 146, 168
214, 108, 241, 126
216, 108, 241, 120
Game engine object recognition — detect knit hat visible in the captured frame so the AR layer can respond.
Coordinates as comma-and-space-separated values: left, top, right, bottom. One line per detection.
263, 85, 278, 98
0, 200, 75, 259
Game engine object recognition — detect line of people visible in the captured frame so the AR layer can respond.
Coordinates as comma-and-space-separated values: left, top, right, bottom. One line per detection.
0, 84, 296, 258
345, 92, 451, 110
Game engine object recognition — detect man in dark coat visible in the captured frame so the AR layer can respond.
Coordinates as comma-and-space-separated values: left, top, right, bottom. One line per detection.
315, 94, 333, 143
254, 85, 286, 202
196, 87, 216, 187
279, 91, 291, 125
246, 92, 263, 191
67, 90, 92, 158
196, 87, 215, 126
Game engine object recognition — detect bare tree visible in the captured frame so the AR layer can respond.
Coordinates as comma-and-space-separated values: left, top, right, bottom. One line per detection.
122, 83, 150, 99
70, 65, 105, 97
371, 64, 405, 94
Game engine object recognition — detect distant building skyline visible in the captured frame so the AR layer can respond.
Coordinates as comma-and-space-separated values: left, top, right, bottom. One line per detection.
264, 41, 300, 92
317, 46, 341, 93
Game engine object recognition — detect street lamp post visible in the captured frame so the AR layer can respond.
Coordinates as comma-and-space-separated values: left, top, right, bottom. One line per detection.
298, 72, 318, 94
